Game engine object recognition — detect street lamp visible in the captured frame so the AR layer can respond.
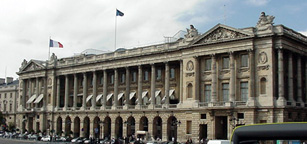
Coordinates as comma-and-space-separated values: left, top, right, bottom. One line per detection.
99, 121, 105, 139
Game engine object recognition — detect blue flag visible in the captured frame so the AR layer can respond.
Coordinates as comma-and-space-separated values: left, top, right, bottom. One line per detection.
116, 9, 124, 16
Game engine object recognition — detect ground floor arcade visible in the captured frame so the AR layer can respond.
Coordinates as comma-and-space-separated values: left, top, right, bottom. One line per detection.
16, 108, 306, 142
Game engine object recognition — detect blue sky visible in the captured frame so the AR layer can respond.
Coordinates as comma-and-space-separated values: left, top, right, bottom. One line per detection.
0, 0, 307, 79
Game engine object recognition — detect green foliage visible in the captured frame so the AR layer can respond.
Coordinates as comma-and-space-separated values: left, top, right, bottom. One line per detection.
8, 122, 16, 131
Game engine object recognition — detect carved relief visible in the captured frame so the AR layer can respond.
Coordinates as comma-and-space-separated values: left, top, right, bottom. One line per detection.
257, 65, 270, 71
258, 52, 268, 64
48, 78, 52, 86
186, 60, 194, 71
186, 72, 195, 77
200, 28, 247, 43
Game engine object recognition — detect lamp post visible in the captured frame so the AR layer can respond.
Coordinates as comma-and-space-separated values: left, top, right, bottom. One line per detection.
99, 121, 105, 139
171, 119, 181, 143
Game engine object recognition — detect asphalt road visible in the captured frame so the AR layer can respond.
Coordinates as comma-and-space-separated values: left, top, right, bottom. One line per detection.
0, 137, 71, 144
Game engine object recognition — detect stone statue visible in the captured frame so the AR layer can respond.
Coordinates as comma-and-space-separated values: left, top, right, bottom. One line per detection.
257, 12, 275, 27
185, 25, 199, 38
21, 59, 27, 67
50, 53, 57, 61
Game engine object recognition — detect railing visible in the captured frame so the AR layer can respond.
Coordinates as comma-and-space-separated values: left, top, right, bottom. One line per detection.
128, 105, 135, 109
296, 103, 301, 107
198, 102, 209, 107
286, 101, 292, 106
169, 104, 177, 109
116, 106, 123, 109
141, 105, 148, 109
234, 101, 246, 106
57, 108, 63, 111
85, 107, 90, 110
154, 105, 162, 109
105, 106, 112, 109
66, 107, 72, 111
212, 102, 225, 106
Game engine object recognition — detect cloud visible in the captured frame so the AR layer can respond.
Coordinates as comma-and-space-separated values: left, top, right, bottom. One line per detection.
15, 39, 33, 45
245, 0, 270, 6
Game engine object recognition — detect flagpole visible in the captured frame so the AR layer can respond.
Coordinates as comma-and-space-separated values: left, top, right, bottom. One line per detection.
48, 36, 51, 61
115, 9, 117, 50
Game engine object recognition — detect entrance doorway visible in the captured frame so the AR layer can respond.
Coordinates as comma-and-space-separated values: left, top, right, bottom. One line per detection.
215, 116, 227, 139
199, 124, 207, 140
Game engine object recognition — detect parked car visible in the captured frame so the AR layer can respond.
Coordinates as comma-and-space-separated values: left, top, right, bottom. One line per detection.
71, 137, 83, 143
41, 135, 51, 142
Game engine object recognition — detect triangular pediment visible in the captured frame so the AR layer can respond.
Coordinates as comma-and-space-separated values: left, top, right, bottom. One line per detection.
20, 60, 45, 72
192, 24, 254, 45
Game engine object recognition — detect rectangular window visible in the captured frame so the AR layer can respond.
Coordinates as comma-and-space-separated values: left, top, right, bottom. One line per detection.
201, 114, 207, 119
186, 121, 192, 134
144, 70, 149, 81
132, 71, 137, 82
121, 73, 125, 83
99, 76, 103, 85
110, 74, 114, 84
205, 59, 212, 71
156, 69, 162, 80
222, 83, 229, 102
240, 82, 248, 101
170, 68, 175, 79
241, 54, 249, 67
237, 113, 244, 119
222, 57, 230, 69
204, 84, 211, 102
9, 104, 12, 112
4, 93, 6, 98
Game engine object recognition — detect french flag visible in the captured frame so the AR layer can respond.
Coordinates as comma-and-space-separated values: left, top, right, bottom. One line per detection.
49, 39, 63, 48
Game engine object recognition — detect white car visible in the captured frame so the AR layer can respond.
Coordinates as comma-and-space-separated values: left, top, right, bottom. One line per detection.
41, 136, 51, 142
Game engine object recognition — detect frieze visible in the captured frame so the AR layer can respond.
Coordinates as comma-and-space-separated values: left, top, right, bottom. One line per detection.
284, 28, 307, 42
257, 65, 270, 71
238, 68, 249, 73
186, 72, 195, 77
200, 27, 247, 44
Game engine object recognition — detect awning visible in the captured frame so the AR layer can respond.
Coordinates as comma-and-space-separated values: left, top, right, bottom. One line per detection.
96, 94, 103, 102
86, 94, 93, 103
135, 98, 138, 103
169, 89, 175, 96
107, 93, 113, 101
169, 89, 175, 100
77, 93, 83, 96
129, 92, 136, 100
118, 92, 124, 100
161, 96, 166, 102
26, 94, 37, 104
148, 97, 151, 102
155, 90, 161, 97
33, 94, 44, 104
142, 91, 148, 99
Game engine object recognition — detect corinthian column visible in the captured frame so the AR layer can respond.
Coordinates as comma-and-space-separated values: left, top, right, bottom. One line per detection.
165, 62, 170, 105
211, 55, 217, 102
137, 65, 143, 106
114, 69, 119, 108
82, 73, 87, 110
150, 64, 156, 105
229, 52, 235, 102
73, 74, 78, 109
288, 53, 295, 105
297, 56, 304, 106
277, 49, 286, 106
125, 67, 130, 106
91, 71, 97, 110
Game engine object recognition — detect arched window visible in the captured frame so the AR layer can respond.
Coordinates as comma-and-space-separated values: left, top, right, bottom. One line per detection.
260, 77, 266, 94
187, 83, 193, 98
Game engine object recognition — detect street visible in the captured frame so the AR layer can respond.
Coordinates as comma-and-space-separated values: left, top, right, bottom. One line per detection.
0, 137, 71, 144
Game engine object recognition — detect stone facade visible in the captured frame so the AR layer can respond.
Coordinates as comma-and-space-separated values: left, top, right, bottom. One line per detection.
16, 13, 307, 142
0, 77, 19, 128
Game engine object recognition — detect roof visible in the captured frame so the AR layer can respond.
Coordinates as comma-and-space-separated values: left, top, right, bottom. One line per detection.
0, 80, 19, 87
231, 123, 307, 144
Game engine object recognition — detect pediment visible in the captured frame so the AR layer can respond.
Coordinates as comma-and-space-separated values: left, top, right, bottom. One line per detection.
192, 24, 254, 45
20, 60, 45, 72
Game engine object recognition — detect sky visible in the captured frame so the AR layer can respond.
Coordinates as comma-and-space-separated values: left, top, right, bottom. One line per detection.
1, 0, 307, 79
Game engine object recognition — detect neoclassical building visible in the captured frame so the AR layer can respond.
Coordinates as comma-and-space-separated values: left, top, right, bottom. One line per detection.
16, 13, 307, 142
0, 77, 19, 127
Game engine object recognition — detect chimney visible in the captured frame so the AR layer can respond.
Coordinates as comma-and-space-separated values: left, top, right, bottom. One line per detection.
0, 78, 4, 85
6, 77, 13, 84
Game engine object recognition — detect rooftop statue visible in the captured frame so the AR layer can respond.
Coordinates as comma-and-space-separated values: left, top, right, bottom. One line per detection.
256, 12, 275, 27
185, 25, 199, 38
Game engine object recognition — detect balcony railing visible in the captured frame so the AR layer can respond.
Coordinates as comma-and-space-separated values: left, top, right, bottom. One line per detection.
169, 104, 177, 109
234, 101, 246, 106
116, 106, 123, 109
154, 105, 162, 109
105, 106, 112, 109
212, 102, 225, 106
141, 105, 148, 109
128, 105, 135, 109
198, 102, 209, 107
